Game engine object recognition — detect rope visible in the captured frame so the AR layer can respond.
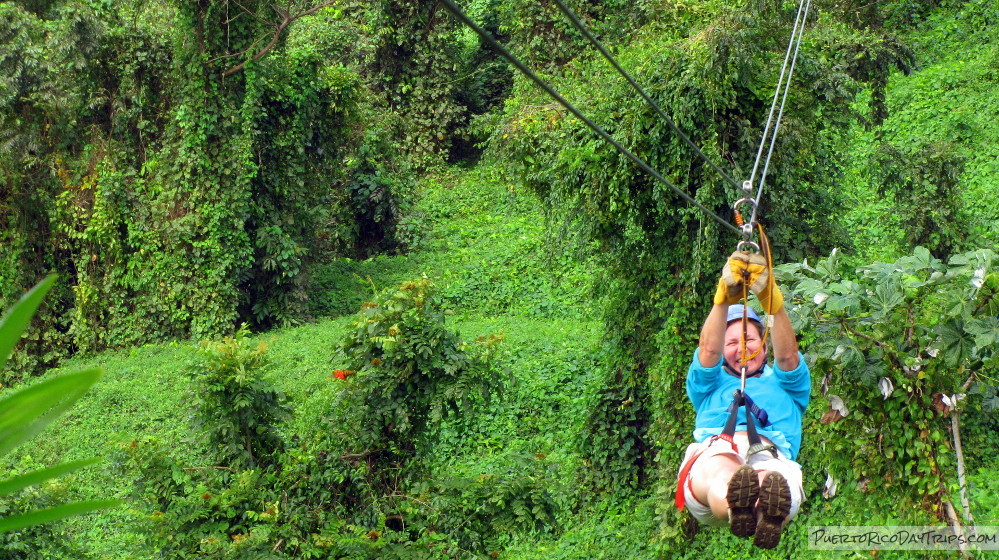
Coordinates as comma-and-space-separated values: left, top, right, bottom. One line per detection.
736, 223, 775, 373
551, 0, 741, 191
747, 0, 813, 227
439, 0, 742, 236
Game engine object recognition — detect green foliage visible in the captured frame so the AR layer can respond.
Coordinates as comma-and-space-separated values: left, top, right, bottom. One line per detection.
338, 113, 415, 258
0, 0, 418, 376
337, 277, 502, 452
0, 2, 102, 378
307, 167, 598, 321
968, 467, 999, 524
494, 0, 654, 74
0, 459, 93, 560
872, 142, 969, 258
238, 52, 363, 329
370, 0, 468, 165
577, 362, 651, 492
186, 326, 290, 469
120, 277, 509, 558
499, 497, 666, 560
423, 452, 568, 550
120, 429, 476, 559
778, 246, 999, 513
455, 0, 513, 114
4, 1, 999, 558
839, 0, 999, 261
0, 276, 116, 545
118, 437, 287, 560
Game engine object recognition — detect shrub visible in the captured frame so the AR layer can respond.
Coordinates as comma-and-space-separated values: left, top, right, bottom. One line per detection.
186, 326, 290, 469
117, 437, 285, 560
337, 277, 503, 455
424, 452, 568, 550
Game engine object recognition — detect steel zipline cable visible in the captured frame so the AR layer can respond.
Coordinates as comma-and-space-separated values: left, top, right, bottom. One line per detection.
439, 0, 743, 236
550, 0, 742, 192
747, 0, 813, 227
547, 0, 815, 240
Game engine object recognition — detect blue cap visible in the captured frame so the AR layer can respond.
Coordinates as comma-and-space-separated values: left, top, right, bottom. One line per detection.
727, 304, 762, 327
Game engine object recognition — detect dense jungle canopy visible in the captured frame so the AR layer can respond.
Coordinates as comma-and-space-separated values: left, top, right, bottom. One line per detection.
0, 0, 997, 558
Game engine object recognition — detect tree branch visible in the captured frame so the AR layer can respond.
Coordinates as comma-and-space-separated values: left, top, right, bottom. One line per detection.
223, 1, 337, 77
973, 292, 995, 315
839, 318, 890, 351
961, 373, 975, 392
951, 411, 975, 530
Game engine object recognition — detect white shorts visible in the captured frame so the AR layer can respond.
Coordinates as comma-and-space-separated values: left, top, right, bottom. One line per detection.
678, 433, 805, 527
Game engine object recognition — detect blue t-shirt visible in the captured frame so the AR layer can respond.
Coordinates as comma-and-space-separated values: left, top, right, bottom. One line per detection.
686, 349, 811, 460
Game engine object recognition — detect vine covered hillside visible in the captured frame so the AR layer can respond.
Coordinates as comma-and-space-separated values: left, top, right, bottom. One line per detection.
0, 0, 997, 558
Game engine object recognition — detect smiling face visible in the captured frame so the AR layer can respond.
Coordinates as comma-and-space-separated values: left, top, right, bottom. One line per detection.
723, 320, 767, 374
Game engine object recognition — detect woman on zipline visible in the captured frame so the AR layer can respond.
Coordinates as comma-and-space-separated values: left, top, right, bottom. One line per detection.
676, 251, 811, 549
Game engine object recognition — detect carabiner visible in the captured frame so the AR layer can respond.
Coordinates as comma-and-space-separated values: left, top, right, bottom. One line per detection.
732, 198, 757, 239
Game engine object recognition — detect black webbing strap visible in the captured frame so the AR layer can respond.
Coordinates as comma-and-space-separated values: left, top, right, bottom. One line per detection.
721, 390, 744, 438
722, 390, 768, 438
744, 395, 762, 445
721, 390, 778, 458
744, 393, 771, 427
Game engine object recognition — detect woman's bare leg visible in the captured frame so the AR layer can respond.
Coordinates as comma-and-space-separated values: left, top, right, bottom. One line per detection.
689, 453, 742, 521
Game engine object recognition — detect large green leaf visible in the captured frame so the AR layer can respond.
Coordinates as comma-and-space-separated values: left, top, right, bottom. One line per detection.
860, 260, 899, 282
0, 276, 114, 534
0, 275, 56, 367
774, 261, 814, 283
813, 248, 843, 281
793, 278, 827, 301
0, 500, 120, 534
813, 336, 865, 371
934, 319, 973, 367
0, 368, 101, 459
825, 293, 861, 314
0, 458, 100, 498
948, 247, 996, 272
859, 358, 887, 385
895, 246, 940, 273
965, 317, 999, 350
870, 279, 904, 320
974, 272, 999, 316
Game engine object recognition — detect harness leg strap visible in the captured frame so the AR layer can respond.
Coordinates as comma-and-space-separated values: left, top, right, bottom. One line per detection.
721, 390, 743, 438
744, 407, 779, 459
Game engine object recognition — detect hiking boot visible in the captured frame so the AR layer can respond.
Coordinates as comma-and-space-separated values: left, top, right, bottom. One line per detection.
754, 471, 792, 549
726, 465, 758, 538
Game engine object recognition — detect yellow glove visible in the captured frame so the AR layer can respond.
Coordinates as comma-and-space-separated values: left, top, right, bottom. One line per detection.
729, 251, 784, 312
714, 275, 743, 305
713, 252, 748, 305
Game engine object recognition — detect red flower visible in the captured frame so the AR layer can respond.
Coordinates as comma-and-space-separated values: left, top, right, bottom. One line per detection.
333, 369, 355, 380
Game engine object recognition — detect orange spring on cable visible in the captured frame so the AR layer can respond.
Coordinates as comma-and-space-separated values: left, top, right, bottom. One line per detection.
733, 211, 745, 227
